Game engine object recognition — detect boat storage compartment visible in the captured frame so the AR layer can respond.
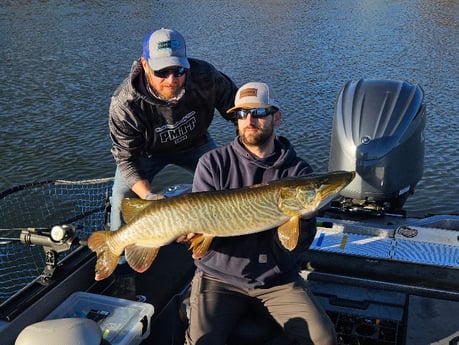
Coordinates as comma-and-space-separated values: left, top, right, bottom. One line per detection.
302, 271, 407, 345
303, 215, 459, 345
45, 292, 154, 345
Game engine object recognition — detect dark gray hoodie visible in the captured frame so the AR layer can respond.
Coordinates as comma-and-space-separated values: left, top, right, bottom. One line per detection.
192, 136, 316, 289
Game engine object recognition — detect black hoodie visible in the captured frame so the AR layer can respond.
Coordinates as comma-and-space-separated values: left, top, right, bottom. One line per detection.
109, 58, 238, 188
192, 136, 316, 289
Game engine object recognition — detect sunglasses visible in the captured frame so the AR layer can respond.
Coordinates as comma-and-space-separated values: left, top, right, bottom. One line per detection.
153, 67, 187, 78
235, 107, 278, 119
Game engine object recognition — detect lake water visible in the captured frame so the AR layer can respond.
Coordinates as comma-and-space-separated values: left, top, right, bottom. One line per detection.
1, 0, 458, 217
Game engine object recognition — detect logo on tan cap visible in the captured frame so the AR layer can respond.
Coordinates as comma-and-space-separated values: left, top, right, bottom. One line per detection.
239, 88, 258, 99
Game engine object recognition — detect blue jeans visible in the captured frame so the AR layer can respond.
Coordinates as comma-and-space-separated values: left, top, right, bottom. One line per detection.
110, 137, 217, 231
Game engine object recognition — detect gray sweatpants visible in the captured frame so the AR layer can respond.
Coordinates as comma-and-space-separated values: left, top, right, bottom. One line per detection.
185, 271, 337, 345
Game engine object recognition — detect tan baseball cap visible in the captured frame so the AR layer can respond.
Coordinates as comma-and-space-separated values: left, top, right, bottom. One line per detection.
227, 82, 280, 113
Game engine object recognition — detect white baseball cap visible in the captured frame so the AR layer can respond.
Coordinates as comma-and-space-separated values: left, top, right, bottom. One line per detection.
227, 82, 280, 113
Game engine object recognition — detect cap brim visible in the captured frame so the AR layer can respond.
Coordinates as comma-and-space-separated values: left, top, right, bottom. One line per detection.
148, 56, 190, 71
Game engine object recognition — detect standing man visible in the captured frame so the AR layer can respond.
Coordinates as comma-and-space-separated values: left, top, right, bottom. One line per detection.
182, 82, 337, 344
109, 28, 238, 230
108, 28, 238, 297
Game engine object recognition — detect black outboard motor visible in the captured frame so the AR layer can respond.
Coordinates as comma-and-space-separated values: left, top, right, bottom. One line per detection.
328, 79, 426, 214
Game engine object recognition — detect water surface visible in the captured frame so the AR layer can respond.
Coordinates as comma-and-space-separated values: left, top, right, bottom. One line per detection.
1, 0, 458, 217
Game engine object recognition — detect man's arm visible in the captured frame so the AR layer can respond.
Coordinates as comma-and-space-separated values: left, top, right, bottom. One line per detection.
131, 179, 164, 200
191, 155, 219, 193
213, 70, 238, 121
109, 95, 148, 190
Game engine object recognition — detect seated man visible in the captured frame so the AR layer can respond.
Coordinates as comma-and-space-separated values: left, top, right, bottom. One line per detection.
180, 82, 337, 345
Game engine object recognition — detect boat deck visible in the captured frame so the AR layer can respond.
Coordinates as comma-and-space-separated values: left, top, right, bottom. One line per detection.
301, 214, 459, 345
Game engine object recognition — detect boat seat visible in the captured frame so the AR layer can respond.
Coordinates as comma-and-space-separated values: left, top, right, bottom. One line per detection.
15, 318, 104, 345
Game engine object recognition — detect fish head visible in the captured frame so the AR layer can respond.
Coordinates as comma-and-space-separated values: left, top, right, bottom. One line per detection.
311, 170, 355, 210
280, 171, 355, 217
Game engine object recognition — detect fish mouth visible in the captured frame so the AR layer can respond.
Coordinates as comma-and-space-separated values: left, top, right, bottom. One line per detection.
315, 171, 355, 210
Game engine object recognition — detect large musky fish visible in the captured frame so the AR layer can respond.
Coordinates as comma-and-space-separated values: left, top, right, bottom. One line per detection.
88, 171, 354, 281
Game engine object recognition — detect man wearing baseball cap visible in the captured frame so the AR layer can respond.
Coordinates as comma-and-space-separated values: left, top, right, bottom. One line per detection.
180, 82, 337, 344
108, 28, 238, 299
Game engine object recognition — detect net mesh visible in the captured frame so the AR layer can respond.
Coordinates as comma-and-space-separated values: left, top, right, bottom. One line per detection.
0, 178, 113, 303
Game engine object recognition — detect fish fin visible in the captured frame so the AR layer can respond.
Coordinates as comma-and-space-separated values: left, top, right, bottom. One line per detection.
121, 198, 153, 223
277, 215, 300, 251
87, 231, 119, 281
125, 245, 160, 273
189, 234, 214, 259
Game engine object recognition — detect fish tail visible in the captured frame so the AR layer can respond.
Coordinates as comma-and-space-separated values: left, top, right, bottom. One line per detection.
87, 231, 119, 281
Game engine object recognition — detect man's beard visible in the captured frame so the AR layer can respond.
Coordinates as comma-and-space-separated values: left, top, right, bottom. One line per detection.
239, 125, 274, 146
157, 85, 185, 102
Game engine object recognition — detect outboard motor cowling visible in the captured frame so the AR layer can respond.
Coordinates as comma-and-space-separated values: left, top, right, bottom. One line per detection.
328, 79, 426, 213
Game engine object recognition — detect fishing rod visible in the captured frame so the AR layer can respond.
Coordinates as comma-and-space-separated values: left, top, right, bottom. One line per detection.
0, 228, 52, 245
0, 226, 80, 244
0, 202, 107, 245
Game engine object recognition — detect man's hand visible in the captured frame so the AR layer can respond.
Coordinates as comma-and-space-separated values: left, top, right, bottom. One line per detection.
176, 233, 197, 243
144, 192, 165, 200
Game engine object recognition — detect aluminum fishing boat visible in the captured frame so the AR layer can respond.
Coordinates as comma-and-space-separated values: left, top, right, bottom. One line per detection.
1, 79, 457, 345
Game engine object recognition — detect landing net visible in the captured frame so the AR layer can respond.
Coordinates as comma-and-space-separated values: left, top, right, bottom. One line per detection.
0, 178, 113, 303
